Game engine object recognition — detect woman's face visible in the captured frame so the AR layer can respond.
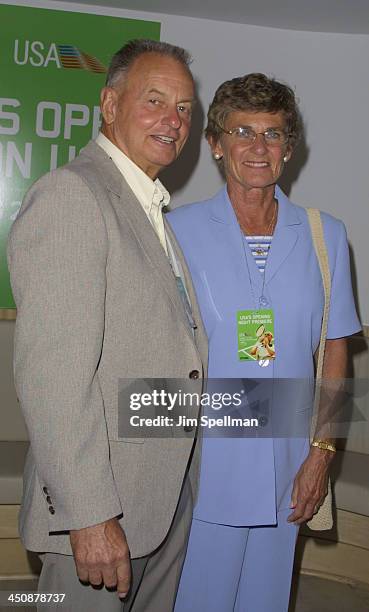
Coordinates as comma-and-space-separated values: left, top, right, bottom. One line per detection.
210, 110, 292, 192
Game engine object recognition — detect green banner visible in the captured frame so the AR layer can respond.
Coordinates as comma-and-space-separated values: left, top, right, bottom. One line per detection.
0, 4, 160, 308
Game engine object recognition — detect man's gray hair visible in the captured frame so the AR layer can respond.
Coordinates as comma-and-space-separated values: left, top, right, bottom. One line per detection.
106, 39, 193, 88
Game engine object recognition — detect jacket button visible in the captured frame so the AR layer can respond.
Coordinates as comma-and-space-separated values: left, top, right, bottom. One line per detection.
189, 370, 199, 379
43, 486, 49, 495
48, 506, 55, 515
184, 424, 194, 432
46, 496, 52, 504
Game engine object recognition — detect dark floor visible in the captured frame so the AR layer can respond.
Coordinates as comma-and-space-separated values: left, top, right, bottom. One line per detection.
0, 574, 369, 611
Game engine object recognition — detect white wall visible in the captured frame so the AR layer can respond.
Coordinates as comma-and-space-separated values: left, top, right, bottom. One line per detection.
4, 0, 367, 323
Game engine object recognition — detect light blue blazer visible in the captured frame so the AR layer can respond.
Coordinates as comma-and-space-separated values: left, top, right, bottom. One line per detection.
167, 185, 361, 526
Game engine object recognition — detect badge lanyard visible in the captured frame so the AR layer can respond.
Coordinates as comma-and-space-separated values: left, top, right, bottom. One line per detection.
236, 221, 270, 310
235, 218, 276, 365
166, 232, 196, 333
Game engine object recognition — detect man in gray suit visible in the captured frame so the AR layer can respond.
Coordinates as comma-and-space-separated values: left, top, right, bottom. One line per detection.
7, 39, 207, 611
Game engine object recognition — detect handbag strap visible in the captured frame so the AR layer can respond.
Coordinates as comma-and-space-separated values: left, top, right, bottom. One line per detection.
306, 208, 331, 438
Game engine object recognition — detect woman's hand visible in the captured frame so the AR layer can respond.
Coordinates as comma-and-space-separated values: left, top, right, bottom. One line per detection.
288, 338, 346, 525
287, 446, 334, 524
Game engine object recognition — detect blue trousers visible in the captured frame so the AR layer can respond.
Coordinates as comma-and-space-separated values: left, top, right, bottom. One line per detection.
174, 509, 299, 612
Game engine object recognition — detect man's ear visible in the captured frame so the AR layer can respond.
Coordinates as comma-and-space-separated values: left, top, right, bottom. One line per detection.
100, 87, 118, 125
283, 146, 293, 163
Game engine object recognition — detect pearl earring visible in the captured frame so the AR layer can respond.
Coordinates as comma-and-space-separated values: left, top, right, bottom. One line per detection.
214, 153, 222, 160
283, 156, 288, 162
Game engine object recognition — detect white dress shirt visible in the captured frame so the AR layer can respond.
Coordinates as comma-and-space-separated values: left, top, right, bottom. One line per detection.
95, 132, 195, 331
96, 132, 169, 254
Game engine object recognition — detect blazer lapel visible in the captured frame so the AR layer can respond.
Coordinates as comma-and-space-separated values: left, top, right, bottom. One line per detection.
207, 186, 301, 299
209, 187, 264, 294
165, 219, 209, 370
81, 141, 194, 338
115, 184, 197, 340
264, 186, 301, 285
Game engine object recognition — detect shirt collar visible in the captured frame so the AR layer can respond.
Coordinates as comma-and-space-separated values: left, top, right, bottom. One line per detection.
96, 132, 170, 213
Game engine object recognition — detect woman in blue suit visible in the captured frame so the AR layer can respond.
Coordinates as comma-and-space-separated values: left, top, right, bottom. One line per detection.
169, 73, 361, 612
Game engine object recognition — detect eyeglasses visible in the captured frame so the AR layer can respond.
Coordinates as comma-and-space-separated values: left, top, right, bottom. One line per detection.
216, 123, 290, 147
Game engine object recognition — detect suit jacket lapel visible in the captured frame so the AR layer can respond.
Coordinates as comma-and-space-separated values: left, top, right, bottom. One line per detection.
80, 140, 198, 343
208, 185, 301, 298
264, 186, 301, 285
209, 187, 264, 294
165, 219, 209, 371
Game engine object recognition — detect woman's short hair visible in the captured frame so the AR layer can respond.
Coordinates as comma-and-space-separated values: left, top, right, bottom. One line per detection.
205, 73, 303, 149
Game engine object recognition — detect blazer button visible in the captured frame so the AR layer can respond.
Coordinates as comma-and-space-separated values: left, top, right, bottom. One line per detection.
48, 506, 55, 515
184, 424, 194, 432
43, 486, 49, 495
46, 496, 52, 504
189, 370, 199, 380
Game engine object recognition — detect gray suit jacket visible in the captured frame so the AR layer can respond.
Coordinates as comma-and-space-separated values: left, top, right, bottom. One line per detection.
7, 141, 208, 558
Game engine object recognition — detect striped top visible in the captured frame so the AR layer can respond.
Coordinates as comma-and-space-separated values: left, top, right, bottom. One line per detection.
245, 235, 273, 274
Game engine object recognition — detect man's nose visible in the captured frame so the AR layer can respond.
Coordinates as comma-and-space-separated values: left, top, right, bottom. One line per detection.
162, 106, 181, 129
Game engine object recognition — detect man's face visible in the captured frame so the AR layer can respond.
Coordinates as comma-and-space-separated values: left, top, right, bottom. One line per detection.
101, 53, 195, 179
